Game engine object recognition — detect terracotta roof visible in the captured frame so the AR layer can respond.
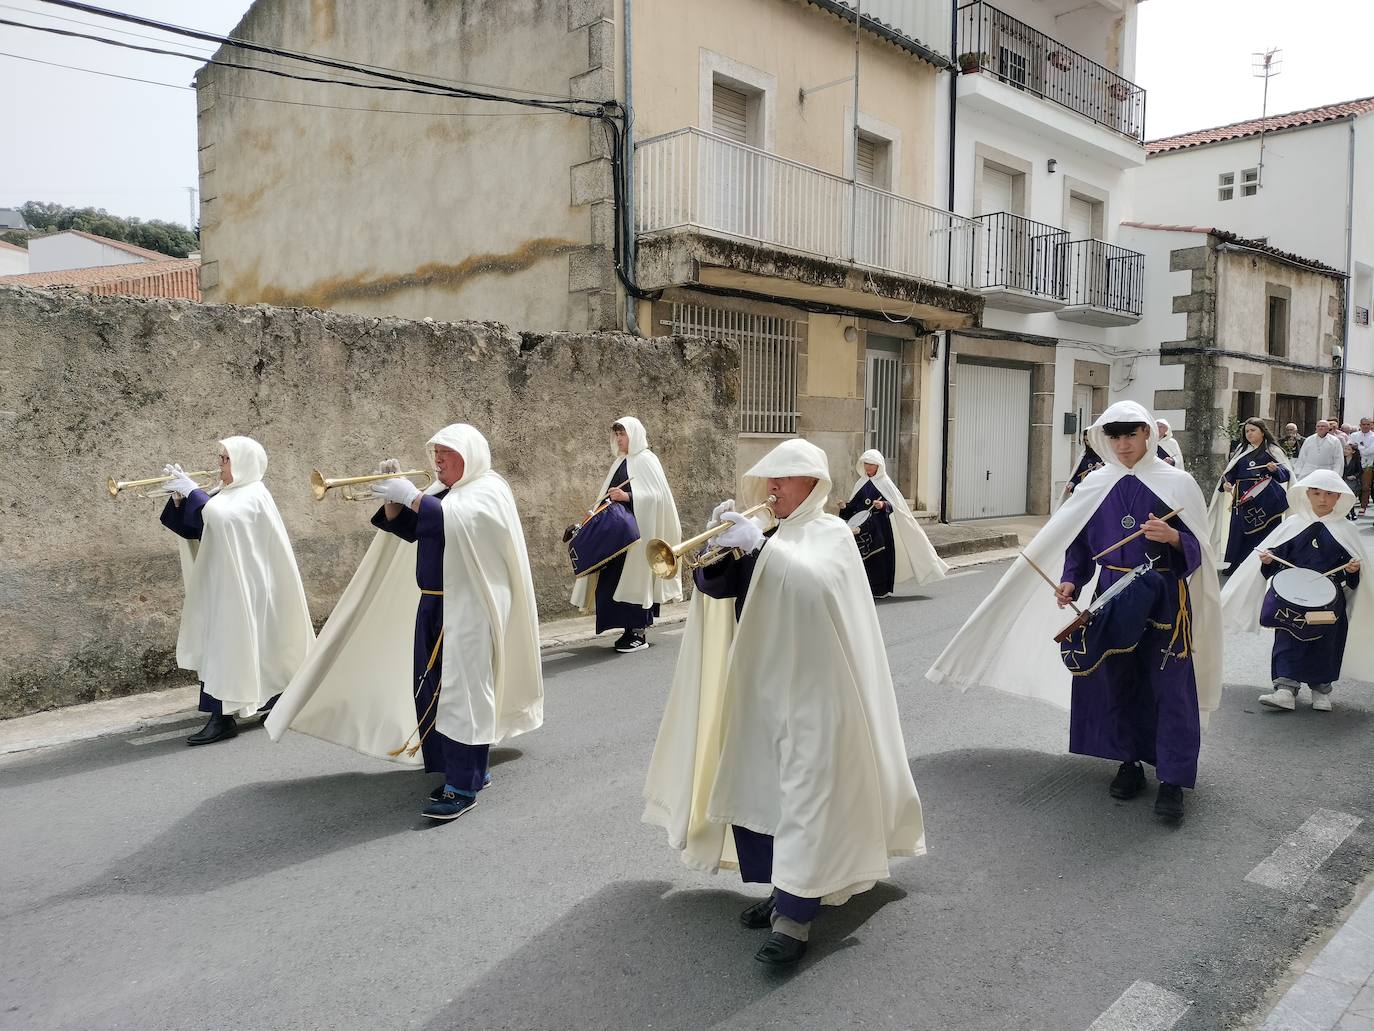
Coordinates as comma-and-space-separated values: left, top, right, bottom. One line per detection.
1146, 96, 1374, 154
0, 258, 201, 300
1121, 222, 1344, 276
0, 240, 25, 254
31, 229, 175, 262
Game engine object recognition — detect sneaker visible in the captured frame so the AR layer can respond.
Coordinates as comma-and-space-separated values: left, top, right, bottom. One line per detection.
1259, 687, 1297, 711
615, 635, 649, 654
1108, 761, 1146, 800
1154, 783, 1184, 822
422, 791, 477, 822
430, 771, 493, 802
1312, 694, 1334, 712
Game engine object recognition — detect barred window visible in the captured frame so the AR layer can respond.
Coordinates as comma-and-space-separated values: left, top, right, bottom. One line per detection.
669, 302, 799, 434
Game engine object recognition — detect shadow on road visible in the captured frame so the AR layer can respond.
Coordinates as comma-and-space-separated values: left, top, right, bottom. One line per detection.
421, 879, 905, 1031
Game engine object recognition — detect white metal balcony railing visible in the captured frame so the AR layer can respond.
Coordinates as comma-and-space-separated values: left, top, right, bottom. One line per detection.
635, 127, 978, 290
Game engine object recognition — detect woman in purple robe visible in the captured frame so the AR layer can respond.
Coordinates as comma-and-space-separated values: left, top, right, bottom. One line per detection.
1056, 419, 1201, 822
1220, 418, 1290, 570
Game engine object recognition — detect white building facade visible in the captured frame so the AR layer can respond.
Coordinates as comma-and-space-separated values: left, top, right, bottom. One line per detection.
1132, 99, 1374, 424
26, 231, 161, 275
936, 0, 1148, 517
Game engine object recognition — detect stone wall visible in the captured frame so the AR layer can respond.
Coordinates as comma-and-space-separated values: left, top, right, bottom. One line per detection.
0, 287, 737, 718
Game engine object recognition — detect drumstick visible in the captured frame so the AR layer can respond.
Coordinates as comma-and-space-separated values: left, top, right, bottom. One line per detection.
1090, 507, 1185, 562
1262, 553, 1298, 570
1019, 552, 1084, 617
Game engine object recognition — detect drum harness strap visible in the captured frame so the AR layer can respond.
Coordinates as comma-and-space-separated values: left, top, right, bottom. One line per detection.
389, 591, 446, 759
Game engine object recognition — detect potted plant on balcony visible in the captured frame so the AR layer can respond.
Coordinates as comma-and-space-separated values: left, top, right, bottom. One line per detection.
958, 51, 988, 74
1047, 50, 1072, 72
1107, 81, 1131, 102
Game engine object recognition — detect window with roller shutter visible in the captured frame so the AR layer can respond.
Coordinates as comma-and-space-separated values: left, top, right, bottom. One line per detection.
711, 83, 749, 144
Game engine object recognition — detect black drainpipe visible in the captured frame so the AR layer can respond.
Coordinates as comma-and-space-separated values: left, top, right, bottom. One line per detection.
939, 0, 958, 524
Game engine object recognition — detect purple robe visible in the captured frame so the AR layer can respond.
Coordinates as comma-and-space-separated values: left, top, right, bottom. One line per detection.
373, 492, 489, 795
1261, 524, 1358, 686
839, 481, 895, 597
1222, 448, 1290, 568
1060, 478, 1202, 788
592, 459, 658, 634
161, 490, 223, 715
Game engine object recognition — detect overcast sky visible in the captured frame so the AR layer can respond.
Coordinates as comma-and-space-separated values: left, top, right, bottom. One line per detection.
1, 0, 1371, 228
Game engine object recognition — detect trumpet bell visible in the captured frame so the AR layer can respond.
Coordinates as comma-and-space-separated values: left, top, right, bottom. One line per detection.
645, 537, 681, 579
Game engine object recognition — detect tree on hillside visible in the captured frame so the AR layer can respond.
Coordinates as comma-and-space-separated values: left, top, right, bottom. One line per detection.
17, 202, 199, 258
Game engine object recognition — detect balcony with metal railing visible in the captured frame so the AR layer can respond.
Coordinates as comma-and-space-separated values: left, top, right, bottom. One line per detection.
973, 212, 1069, 312
1058, 238, 1144, 326
956, 1, 1146, 153
634, 128, 982, 316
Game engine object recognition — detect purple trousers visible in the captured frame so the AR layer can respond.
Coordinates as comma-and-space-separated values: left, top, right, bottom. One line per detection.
732, 826, 822, 923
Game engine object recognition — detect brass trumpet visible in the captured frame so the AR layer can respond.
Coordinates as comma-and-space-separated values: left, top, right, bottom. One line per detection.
107, 470, 217, 498
311, 468, 435, 502
646, 496, 776, 579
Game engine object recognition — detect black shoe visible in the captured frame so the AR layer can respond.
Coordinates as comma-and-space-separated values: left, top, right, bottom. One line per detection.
422, 791, 477, 822
739, 895, 775, 929
1154, 783, 1185, 822
754, 932, 807, 966
255, 694, 280, 720
615, 632, 649, 654
430, 771, 492, 802
1108, 761, 1146, 800
187, 714, 238, 746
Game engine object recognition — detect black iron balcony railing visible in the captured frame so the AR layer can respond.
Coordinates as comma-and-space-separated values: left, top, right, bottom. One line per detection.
974, 212, 1068, 298
1062, 239, 1144, 316
956, 1, 1146, 143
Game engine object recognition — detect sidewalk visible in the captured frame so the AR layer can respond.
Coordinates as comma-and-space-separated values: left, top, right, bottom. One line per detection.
0, 535, 1016, 759
1253, 874, 1374, 1030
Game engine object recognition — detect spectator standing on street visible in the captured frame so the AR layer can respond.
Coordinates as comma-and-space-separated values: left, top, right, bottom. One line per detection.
1328, 419, 1349, 445
1347, 418, 1374, 515
1279, 423, 1304, 458
1294, 421, 1346, 481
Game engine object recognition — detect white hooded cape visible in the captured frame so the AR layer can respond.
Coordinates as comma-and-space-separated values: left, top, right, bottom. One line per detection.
643, 438, 925, 903
849, 448, 948, 587
1220, 470, 1374, 681
267, 424, 543, 756
570, 415, 683, 612
175, 435, 314, 717
926, 401, 1224, 727
1205, 440, 1291, 570
1157, 420, 1185, 470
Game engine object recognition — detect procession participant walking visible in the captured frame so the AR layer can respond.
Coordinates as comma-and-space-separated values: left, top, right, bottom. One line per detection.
838, 448, 947, 597
1208, 418, 1291, 572
1156, 419, 1184, 470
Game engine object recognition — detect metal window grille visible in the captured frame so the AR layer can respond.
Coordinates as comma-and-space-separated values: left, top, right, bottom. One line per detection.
1241, 167, 1259, 198
669, 302, 799, 434
1218, 171, 1235, 202
1356, 305, 1370, 327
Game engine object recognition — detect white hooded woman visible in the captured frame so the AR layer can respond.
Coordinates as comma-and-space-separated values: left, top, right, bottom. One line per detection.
838, 448, 947, 596
570, 417, 682, 653
1207, 417, 1292, 572
1221, 470, 1374, 713
643, 439, 925, 967
159, 436, 314, 746
1156, 420, 1184, 470
928, 401, 1223, 824
266, 424, 544, 825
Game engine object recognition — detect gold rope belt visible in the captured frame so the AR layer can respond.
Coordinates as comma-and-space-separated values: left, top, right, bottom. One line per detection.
420, 589, 443, 596
388, 624, 446, 759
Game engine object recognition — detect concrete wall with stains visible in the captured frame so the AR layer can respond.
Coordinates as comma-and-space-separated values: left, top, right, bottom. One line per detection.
197, 0, 620, 333
0, 286, 737, 718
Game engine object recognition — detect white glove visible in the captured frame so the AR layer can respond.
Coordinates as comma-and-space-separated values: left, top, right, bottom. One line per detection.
708, 498, 736, 529
714, 511, 765, 555
373, 477, 421, 506
162, 463, 200, 498
373, 457, 402, 476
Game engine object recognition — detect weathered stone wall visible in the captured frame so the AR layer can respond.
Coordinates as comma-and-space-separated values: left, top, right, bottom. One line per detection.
0, 287, 737, 718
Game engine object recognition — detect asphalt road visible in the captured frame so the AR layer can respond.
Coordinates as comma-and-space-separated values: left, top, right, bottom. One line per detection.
2, 560, 1372, 1031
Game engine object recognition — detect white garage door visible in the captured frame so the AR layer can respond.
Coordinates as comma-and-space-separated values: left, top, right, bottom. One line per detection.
953, 361, 1031, 520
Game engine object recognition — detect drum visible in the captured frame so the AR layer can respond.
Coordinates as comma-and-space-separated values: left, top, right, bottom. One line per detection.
567, 502, 640, 578
1059, 566, 1166, 675
848, 510, 885, 561
1237, 475, 1273, 506
1260, 567, 1339, 638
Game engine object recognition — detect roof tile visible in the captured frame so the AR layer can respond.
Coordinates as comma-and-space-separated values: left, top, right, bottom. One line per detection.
1146, 96, 1374, 154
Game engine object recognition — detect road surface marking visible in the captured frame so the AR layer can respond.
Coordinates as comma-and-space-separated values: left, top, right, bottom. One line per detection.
1087, 981, 1189, 1031
1246, 809, 1363, 894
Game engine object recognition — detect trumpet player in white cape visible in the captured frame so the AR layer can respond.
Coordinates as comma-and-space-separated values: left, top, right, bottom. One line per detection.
158, 436, 313, 746
643, 439, 924, 967
267, 424, 543, 822
1221, 470, 1374, 713
569, 416, 682, 653
928, 401, 1223, 822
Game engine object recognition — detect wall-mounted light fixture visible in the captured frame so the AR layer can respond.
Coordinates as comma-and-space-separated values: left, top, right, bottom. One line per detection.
1047, 158, 1058, 174
843, 325, 859, 344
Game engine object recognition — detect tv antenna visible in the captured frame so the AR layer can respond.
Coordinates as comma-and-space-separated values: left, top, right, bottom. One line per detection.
1251, 48, 1282, 189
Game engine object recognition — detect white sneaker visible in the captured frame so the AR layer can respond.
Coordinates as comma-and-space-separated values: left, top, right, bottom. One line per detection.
1311, 694, 1333, 712
1259, 687, 1297, 711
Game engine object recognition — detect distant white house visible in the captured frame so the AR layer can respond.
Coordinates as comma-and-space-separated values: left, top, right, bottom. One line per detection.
0, 208, 28, 232
1133, 96, 1374, 421
0, 240, 27, 276
26, 230, 168, 274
